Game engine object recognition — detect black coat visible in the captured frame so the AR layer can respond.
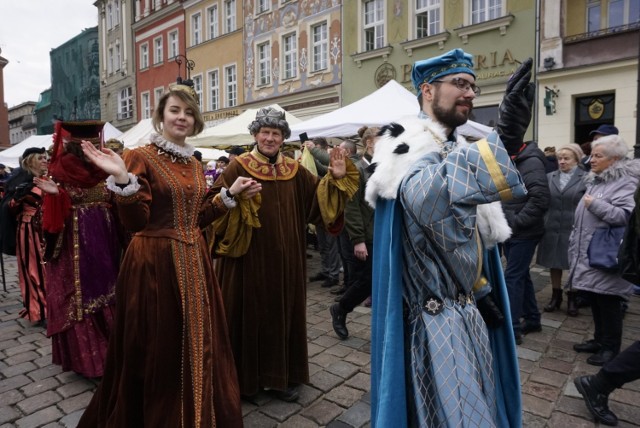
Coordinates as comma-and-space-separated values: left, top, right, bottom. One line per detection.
502, 141, 550, 240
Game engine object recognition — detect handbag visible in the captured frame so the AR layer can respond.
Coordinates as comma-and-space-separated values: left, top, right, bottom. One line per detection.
587, 226, 626, 271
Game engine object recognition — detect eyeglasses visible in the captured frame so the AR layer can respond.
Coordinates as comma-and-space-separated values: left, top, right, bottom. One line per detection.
431, 77, 481, 95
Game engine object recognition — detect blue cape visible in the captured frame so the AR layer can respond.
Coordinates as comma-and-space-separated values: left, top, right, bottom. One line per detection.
370, 198, 522, 427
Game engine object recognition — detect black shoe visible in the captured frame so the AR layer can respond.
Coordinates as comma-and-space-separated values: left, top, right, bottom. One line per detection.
330, 303, 349, 339
271, 384, 300, 402
309, 273, 326, 282
521, 320, 542, 335
587, 350, 617, 367
330, 286, 347, 295
574, 340, 602, 353
321, 278, 338, 288
574, 376, 618, 426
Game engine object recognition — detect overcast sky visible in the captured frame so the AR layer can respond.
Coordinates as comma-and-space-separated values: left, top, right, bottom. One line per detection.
0, 1, 98, 108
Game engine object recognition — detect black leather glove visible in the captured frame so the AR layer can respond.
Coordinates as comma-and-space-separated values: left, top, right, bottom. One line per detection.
476, 294, 505, 329
496, 58, 536, 155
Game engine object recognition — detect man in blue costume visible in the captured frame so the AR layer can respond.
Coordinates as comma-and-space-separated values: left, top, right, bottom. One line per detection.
367, 49, 534, 427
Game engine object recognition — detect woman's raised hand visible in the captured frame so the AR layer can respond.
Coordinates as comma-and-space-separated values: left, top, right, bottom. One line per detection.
33, 176, 59, 195
81, 140, 129, 184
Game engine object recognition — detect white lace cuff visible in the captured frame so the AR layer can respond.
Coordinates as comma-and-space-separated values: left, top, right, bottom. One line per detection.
106, 173, 141, 196
220, 187, 238, 208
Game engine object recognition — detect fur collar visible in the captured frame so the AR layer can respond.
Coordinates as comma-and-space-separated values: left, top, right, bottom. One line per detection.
365, 116, 511, 248
586, 158, 640, 184
366, 117, 465, 206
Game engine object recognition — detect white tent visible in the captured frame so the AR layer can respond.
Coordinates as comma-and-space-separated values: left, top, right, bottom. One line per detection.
188, 104, 303, 148
120, 118, 155, 148
0, 123, 124, 168
287, 79, 492, 141
0, 135, 53, 168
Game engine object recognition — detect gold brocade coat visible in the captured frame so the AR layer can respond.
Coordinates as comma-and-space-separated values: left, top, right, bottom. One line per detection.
78, 143, 242, 428
212, 149, 357, 396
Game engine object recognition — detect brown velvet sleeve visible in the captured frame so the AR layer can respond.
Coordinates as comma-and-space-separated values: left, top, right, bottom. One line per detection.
114, 149, 152, 233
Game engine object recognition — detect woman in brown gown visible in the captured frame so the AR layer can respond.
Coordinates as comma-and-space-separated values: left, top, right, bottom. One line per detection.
77, 86, 260, 427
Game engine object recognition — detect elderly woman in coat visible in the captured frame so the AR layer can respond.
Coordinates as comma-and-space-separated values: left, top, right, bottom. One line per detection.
568, 134, 640, 366
536, 144, 587, 315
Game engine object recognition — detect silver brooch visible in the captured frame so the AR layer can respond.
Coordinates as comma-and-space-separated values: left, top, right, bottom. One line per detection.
424, 297, 443, 315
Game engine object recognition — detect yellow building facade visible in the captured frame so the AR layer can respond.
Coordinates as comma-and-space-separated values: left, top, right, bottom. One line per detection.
538, 0, 639, 152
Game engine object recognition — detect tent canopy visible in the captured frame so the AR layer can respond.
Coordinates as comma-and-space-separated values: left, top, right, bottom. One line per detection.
0, 122, 123, 169
0, 135, 53, 168
287, 79, 492, 142
120, 118, 154, 148
188, 104, 302, 148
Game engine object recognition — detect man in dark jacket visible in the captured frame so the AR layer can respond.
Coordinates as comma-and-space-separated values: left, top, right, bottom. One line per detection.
502, 140, 550, 344
330, 138, 375, 339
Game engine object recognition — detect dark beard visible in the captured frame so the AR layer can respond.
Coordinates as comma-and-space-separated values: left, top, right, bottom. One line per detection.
432, 92, 472, 130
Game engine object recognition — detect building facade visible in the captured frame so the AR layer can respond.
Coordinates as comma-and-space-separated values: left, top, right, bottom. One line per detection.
342, 0, 536, 131
34, 28, 101, 135
184, 0, 244, 125
133, 0, 186, 121
96, 0, 139, 131
8, 102, 37, 146
539, 0, 640, 153
241, 0, 343, 119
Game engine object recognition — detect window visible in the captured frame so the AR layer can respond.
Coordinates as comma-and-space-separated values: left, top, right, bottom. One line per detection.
141, 92, 151, 119
208, 70, 219, 111
225, 0, 236, 33
588, 1, 601, 32
118, 87, 133, 119
416, 0, 440, 38
140, 43, 149, 69
193, 74, 203, 106
225, 64, 237, 107
257, 0, 270, 13
608, 0, 640, 27
311, 22, 328, 71
108, 46, 114, 74
153, 37, 163, 64
471, 0, 502, 25
257, 41, 271, 85
154, 87, 164, 109
114, 0, 120, 26
115, 42, 121, 71
192, 12, 202, 46
207, 5, 219, 39
168, 30, 179, 59
107, 3, 113, 30
363, 0, 384, 51
282, 32, 297, 79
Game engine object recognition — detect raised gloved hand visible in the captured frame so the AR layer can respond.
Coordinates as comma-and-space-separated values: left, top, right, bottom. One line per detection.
496, 58, 536, 155
476, 293, 505, 329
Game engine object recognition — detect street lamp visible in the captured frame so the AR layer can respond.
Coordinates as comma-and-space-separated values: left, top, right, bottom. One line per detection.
175, 54, 195, 86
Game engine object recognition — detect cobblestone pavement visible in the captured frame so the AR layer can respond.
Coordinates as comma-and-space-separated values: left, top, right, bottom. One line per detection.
1, 251, 639, 427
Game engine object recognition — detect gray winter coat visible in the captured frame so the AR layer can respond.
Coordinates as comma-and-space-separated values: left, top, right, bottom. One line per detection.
567, 160, 640, 298
536, 167, 588, 269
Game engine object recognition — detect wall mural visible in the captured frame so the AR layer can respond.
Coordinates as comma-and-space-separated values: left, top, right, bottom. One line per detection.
244, 1, 342, 103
